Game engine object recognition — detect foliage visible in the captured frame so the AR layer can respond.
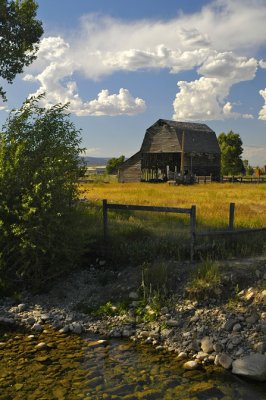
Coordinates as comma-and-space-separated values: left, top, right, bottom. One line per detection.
243, 160, 254, 176
218, 131, 244, 175
0, 0, 43, 100
0, 96, 86, 292
106, 155, 125, 174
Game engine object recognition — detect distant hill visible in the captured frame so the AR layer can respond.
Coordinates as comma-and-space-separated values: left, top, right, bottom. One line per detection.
81, 156, 111, 167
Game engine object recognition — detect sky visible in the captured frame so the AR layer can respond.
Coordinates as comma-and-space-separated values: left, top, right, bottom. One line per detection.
0, 0, 266, 166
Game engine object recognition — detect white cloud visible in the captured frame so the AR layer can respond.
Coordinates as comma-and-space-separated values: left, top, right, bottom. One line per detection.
243, 145, 266, 167
24, 37, 146, 116
259, 60, 266, 69
22, 0, 266, 119
173, 52, 258, 120
258, 89, 266, 120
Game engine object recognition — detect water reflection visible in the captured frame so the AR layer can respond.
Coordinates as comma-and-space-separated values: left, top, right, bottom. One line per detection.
0, 327, 265, 399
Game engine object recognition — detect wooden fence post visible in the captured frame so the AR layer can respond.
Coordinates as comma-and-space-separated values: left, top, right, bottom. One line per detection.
103, 199, 108, 242
190, 205, 196, 261
229, 202, 235, 230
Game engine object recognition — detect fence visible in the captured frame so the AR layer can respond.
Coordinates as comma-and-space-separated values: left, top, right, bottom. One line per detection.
102, 199, 196, 261
102, 200, 266, 261
221, 176, 266, 184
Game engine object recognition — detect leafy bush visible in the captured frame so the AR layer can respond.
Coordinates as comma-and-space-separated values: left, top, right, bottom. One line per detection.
0, 97, 86, 293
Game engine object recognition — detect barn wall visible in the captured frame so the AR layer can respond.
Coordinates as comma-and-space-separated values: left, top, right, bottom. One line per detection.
118, 153, 141, 182
184, 154, 221, 178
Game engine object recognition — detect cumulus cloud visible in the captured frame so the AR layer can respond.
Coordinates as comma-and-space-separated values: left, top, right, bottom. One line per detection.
22, 0, 266, 119
173, 52, 258, 120
258, 89, 266, 120
24, 37, 146, 116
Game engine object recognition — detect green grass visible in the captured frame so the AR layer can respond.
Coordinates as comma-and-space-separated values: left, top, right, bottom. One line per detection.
186, 259, 221, 300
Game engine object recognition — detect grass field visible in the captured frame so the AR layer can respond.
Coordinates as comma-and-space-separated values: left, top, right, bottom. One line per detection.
79, 182, 266, 263
80, 182, 266, 228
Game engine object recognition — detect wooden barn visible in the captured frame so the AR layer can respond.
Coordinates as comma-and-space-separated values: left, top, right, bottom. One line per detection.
118, 119, 221, 183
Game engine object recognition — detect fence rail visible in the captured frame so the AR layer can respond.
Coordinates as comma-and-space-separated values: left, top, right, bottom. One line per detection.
221, 176, 266, 183
102, 199, 196, 261
102, 200, 266, 261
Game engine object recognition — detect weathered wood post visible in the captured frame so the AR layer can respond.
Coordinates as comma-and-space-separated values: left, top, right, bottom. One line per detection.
190, 205, 196, 261
103, 199, 108, 242
229, 202, 235, 230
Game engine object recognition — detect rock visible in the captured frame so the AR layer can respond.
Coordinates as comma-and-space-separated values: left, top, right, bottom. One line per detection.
235, 348, 244, 357
176, 352, 187, 361
213, 343, 223, 353
35, 342, 47, 350
70, 322, 83, 334
87, 340, 108, 347
109, 328, 121, 338
201, 336, 214, 353
122, 327, 135, 337
261, 290, 266, 305
183, 360, 199, 370
59, 325, 70, 334
231, 336, 242, 346
26, 317, 35, 326
160, 307, 169, 314
17, 303, 26, 312
223, 318, 238, 332
196, 351, 208, 361
232, 323, 242, 332
244, 288, 255, 301
31, 323, 43, 332
40, 314, 50, 322
232, 354, 266, 382
246, 313, 259, 324
128, 291, 138, 300
216, 353, 232, 369
254, 342, 265, 353
166, 319, 179, 327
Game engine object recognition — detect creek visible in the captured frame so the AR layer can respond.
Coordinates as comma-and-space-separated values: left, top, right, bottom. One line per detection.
0, 326, 265, 400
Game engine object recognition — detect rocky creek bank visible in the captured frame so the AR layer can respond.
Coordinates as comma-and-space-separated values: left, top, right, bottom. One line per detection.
1, 257, 266, 382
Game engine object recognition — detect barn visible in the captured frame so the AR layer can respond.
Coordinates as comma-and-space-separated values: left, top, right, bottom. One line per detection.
118, 119, 221, 183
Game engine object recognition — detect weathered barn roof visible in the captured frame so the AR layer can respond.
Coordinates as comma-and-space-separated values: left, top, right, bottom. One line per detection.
118, 151, 141, 170
140, 119, 220, 154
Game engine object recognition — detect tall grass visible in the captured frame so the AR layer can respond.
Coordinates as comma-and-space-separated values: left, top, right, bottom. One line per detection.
80, 182, 266, 264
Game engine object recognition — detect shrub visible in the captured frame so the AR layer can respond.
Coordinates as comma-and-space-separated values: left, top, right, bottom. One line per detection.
0, 96, 86, 292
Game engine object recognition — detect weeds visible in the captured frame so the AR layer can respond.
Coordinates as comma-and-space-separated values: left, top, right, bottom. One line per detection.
186, 259, 221, 300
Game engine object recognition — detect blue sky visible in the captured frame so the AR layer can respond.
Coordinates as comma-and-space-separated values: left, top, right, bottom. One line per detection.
0, 0, 266, 165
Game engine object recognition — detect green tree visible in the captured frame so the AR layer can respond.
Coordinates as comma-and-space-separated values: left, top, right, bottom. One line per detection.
0, 96, 86, 292
0, 0, 43, 100
106, 155, 125, 174
218, 131, 244, 175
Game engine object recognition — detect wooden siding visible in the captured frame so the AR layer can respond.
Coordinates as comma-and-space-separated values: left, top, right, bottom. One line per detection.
140, 124, 181, 153
118, 152, 141, 182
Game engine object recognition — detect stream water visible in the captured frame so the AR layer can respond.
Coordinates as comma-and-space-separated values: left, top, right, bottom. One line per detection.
0, 326, 265, 400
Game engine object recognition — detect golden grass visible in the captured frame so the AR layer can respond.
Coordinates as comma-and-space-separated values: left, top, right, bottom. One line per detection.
79, 182, 266, 229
